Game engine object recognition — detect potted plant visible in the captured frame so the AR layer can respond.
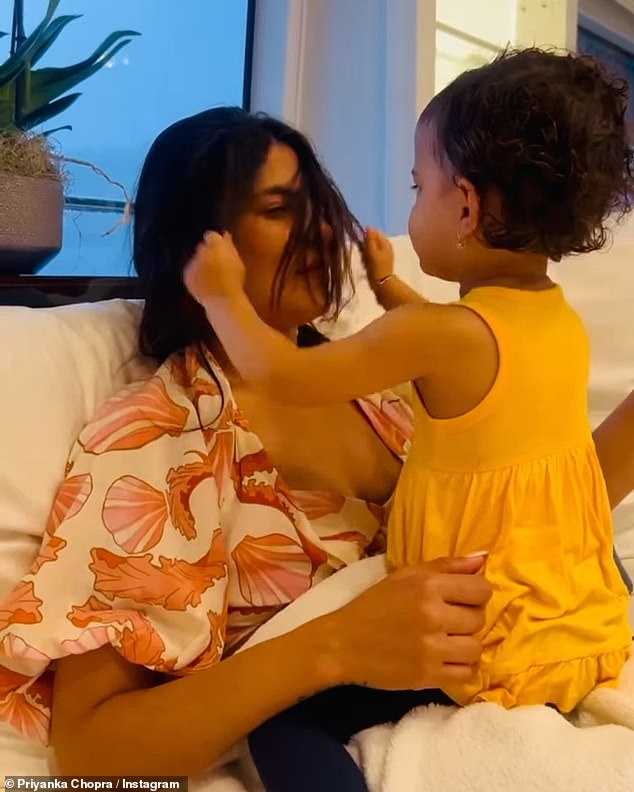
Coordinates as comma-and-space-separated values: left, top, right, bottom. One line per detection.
0, 0, 138, 274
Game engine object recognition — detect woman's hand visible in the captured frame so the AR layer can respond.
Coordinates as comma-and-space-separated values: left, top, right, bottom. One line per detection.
322, 555, 491, 692
362, 227, 394, 291
183, 230, 246, 305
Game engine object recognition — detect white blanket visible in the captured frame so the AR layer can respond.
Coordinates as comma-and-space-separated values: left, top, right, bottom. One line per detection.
193, 554, 634, 792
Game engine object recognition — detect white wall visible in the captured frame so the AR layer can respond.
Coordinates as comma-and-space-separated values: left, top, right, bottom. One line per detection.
297, 0, 388, 230
251, 0, 435, 235
515, 0, 579, 50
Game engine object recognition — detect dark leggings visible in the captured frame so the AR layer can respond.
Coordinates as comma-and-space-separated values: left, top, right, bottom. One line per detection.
248, 685, 453, 792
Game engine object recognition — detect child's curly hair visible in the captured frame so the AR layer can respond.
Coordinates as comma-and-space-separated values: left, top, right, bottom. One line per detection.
420, 48, 634, 261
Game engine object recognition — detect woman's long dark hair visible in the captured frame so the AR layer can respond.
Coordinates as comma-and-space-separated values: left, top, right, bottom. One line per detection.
133, 107, 361, 362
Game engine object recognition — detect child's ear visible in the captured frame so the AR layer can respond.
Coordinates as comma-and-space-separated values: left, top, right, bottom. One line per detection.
455, 177, 480, 239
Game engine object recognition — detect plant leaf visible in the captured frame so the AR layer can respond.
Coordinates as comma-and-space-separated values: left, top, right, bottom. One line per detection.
1, 0, 140, 132
0, 101, 15, 128
0, 82, 16, 127
20, 92, 81, 130
30, 15, 83, 67
43, 0, 63, 20
42, 124, 72, 136
24, 32, 139, 113
0, 0, 61, 85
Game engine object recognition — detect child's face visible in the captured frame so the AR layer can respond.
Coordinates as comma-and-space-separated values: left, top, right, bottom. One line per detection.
408, 123, 473, 282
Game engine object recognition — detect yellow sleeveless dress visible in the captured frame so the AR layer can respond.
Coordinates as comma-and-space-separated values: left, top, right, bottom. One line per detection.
387, 285, 631, 711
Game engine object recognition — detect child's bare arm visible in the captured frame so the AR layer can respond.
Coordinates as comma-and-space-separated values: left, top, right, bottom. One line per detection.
184, 232, 492, 407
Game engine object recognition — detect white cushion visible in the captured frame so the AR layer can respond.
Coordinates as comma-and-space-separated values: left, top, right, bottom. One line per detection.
0, 299, 152, 600
0, 299, 153, 774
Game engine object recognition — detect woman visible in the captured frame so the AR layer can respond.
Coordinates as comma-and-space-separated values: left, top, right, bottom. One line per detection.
0, 107, 631, 780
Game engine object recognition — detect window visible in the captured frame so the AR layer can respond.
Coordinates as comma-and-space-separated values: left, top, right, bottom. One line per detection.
433, 1, 576, 95
578, 25, 634, 128
1, 0, 254, 276
435, 0, 513, 93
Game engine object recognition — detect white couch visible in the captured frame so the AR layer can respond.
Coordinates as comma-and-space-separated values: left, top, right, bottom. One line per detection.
0, 230, 633, 777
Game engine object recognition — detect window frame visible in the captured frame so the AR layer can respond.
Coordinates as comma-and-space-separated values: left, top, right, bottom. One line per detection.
579, 11, 634, 57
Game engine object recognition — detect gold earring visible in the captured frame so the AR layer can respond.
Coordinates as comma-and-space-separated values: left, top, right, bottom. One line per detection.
456, 233, 466, 249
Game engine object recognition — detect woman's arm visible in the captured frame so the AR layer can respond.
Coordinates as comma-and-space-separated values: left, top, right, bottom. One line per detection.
52, 620, 335, 776
593, 389, 634, 509
51, 556, 490, 776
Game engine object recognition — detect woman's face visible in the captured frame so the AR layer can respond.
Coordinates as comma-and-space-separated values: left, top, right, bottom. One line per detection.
230, 142, 330, 335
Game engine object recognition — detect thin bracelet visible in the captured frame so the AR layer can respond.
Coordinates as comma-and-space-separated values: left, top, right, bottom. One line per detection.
375, 274, 396, 290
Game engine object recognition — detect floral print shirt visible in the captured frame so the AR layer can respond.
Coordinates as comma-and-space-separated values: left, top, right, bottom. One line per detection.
0, 345, 412, 744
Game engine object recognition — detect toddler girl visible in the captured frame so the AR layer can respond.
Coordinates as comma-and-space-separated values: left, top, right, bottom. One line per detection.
185, 49, 633, 792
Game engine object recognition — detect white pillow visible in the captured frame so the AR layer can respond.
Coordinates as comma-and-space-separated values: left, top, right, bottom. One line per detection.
0, 299, 152, 600
0, 299, 153, 774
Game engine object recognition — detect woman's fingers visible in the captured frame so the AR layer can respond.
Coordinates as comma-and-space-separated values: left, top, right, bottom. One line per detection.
443, 603, 487, 636
441, 635, 483, 666
329, 556, 492, 691
439, 661, 478, 686
437, 572, 492, 608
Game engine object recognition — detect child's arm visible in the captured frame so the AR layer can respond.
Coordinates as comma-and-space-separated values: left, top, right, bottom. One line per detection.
184, 232, 489, 406
363, 228, 429, 311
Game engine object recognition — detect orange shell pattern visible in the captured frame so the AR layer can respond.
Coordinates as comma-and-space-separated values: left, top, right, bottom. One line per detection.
0, 345, 412, 743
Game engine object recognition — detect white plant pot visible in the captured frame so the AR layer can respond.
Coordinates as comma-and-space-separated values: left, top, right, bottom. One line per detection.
0, 173, 63, 274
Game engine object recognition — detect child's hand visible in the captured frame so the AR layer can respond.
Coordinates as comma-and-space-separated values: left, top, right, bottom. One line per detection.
362, 227, 394, 290
183, 230, 246, 306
